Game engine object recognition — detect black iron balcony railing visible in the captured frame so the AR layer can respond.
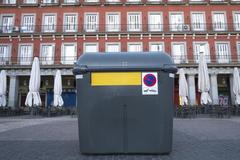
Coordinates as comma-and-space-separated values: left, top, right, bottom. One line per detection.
0, 23, 239, 35
0, 0, 239, 6
0, 55, 239, 67
0, 56, 78, 66
171, 54, 236, 64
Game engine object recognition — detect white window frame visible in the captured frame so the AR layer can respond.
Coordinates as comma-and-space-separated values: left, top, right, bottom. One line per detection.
193, 41, 210, 63
105, 42, 121, 52
233, 11, 240, 31
171, 42, 187, 64
85, 0, 99, 2
127, 42, 143, 52
237, 41, 240, 62
127, 12, 142, 32
149, 42, 165, 52
24, 0, 37, 4
42, 13, 57, 33
84, 12, 99, 32
169, 12, 184, 32
212, 11, 227, 31
3, 0, 16, 4
127, 0, 141, 2
106, 0, 120, 2
148, 12, 163, 32
40, 43, 55, 65
147, 0, 162, 2
83, 42, 99, 53
42, 0, 58, 4
18, 43, 33, 65
61, 43, 77, 64
106, 12, 121, 32
190, 12, 206, 31
64, 0, 78, 3
1, 14, 15, 33
63, 13, 78, 32
0, 44, 12, 65
21, 13, 36, 33
215, 41, 231, 63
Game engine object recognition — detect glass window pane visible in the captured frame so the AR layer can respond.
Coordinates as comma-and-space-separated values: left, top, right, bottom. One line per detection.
62, 44, 76, 64
19, 45, 33, 65
106, 43, 120, 52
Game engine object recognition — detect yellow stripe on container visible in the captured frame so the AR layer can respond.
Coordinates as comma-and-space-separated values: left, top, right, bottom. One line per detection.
91, 72, 141, 86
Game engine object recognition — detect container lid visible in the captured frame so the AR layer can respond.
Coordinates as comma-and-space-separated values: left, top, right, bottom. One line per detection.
73, 52, 178, 75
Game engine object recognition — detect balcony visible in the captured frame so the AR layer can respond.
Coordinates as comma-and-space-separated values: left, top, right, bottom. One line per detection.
0, 23, 239, 36
168, 54, 240, 67
40, 0, 60, 6
1, 55, 240, 69
0, 0, 17, 6
0, 56, 78, 68
18, 0, 39, 6
61, 0, 80, 5
0, 0, 239, 6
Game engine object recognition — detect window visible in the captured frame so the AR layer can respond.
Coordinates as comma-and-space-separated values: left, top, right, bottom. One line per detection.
19, 44, 33, 65
40, 44, 55, 65
3, 0, 16, 4
237, 42, 240, 61
84, 43, 99, 53
21, 14, 35, 33
127, 0, 141, 2
193, 42, 210, 63
233, 12, 240, 31
106, 13, 120, 32
24, 0, 37, 4
210, 0, 225, 1
212, 12, 227, 31
106, 43, 120, 52
149, 42, 164, 52
61, 43, 77, 64
127, 12, 141, 32
106, 0, 120, 2
64, 0, 78, 3
171, 42, 187, 63
64, 13, 77, 32
84, 13, 99, 32
170, 12, 184, 31
1, 15, 14, 33
148, 12, 163, 31
127, 42, 142, 52
42, 14, 56, 32
42, 0, 58, 4
148, 0, 162, 2
0, 44, 11, 65
215, 42, 230, 63
191, 12, 205, 31
85, 0, 99, 2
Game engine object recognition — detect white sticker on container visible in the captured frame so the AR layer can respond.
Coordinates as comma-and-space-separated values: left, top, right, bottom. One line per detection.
169, 73, 175, 78
142, 72, 158, 95
76, 75, 83, 79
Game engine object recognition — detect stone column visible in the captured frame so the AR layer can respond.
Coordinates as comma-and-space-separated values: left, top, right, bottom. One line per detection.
187, 74, 196, 105
210, 73, 219, 105
8, 75, 19, 108
229, 75, 235, 105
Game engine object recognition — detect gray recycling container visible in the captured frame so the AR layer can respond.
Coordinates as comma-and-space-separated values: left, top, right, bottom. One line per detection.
73, 52, 177, 154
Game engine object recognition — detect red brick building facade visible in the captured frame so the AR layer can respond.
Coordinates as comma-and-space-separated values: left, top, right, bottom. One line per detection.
0, 0, 240, 108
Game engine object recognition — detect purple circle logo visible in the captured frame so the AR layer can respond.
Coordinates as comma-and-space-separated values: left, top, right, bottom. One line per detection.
143, 74, 156, 87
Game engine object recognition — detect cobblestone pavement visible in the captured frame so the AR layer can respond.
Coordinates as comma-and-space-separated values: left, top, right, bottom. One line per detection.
0, 116, 240, 160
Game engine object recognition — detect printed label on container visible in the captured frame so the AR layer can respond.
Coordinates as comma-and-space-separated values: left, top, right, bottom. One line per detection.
142, 72, 158, 95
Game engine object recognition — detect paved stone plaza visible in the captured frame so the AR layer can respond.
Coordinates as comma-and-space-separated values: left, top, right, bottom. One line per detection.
0, 116, 239, 160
